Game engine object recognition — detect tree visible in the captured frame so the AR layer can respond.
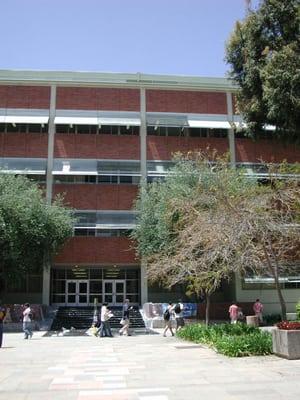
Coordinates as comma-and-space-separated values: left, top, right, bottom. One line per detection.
226, 0, 300, 141
132, 153, 300, 322
0, 174, 74, 290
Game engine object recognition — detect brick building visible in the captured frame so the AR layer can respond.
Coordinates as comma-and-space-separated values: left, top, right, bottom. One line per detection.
0, 70, 299, 313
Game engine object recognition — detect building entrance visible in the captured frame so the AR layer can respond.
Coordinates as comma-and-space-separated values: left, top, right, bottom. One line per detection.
66, 280, 89, 306
103, 280, 126, 306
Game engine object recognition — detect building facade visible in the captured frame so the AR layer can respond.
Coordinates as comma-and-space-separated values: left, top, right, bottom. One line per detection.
0, 70, 299, 313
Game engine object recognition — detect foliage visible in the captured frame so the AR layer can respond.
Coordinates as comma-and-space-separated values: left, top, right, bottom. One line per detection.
0, 174, 74, 285
264, 313, 282, 325
296, 300, 300, 320
133, 152, 300, 321
225, 0, 300, 141
177, 322, 272, 357
277, 321, 300, 330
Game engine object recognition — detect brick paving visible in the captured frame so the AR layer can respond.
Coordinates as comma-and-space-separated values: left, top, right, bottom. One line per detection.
1, 330, 300, 399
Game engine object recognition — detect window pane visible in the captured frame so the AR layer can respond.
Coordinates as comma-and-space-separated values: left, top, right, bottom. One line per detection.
90, 281, 103, 293
52, 294, 65, 303
126, 269, 139, 279
126, 280, 138, 293
52, 280, 66, 293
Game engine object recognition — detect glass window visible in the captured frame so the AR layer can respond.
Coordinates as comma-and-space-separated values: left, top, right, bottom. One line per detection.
0, 123, 6, 132
52, 269, 66, 279
119, 176, 133, 184
126, 269, 139, 279
77, 125, 90, 134
90, 269, 102, 279
167, 127, 182, 137
126, 280, 139, 293
52, 294, 65, 303
90, 281, 103, 293
52, 280, 66, 293
99, 125, 112, 134
89, 294, 102, 304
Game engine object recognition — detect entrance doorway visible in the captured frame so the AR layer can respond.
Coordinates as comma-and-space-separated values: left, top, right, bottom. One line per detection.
103, 280, 126, 306
66, 280, 89, 306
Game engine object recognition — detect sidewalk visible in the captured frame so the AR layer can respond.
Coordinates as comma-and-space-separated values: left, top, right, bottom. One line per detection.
1, 330, 300, 400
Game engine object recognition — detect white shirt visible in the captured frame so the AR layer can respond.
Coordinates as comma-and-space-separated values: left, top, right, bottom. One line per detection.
173, 303, 184, 318
23, 307, 31, 322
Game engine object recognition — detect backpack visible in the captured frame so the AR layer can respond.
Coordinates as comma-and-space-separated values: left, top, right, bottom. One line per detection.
163, 309, 170, 321
174, 304, 181, 314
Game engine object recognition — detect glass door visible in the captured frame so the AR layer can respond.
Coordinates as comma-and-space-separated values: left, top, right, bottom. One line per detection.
103, 280, 126, 306
66, 280, 89, 306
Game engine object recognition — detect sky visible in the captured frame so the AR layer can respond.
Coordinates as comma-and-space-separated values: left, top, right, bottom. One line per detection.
0, 0, 253, 78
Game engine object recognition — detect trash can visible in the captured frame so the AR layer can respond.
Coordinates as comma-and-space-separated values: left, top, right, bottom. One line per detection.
246, 315, 259, 327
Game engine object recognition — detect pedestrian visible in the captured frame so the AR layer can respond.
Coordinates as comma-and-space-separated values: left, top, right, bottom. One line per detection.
23, 303, 33, 339
253, 299, 264, 324
0, 301, 7, 348
163, 302, 174, 337
99, 303, 113, 337
173, 299, 185, 333
119, 299, 132, 336
228, 302, 239, 324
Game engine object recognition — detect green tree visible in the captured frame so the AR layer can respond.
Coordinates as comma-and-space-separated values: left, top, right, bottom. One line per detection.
132, 153, 300, 322
226, 0, 300, 141
0, 174, 74, 290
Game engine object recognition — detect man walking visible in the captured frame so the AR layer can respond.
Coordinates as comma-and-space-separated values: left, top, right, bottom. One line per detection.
173, 299, 184, 333
229, 302, 239, 324
99, 303, 113, 337
23, 303, 33, 339
253, 299, 264, 324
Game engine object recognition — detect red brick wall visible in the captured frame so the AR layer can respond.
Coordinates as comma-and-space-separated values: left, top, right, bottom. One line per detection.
0, 133, 48, 157
53, 184, 138, 210
0, 85, 50, 108
146, 90, 227, 114
236, 139, 300, 163
56, 87, 140, 111
147, 137, 229, 160
55, 237, 137, 263
54, 134, 140, 159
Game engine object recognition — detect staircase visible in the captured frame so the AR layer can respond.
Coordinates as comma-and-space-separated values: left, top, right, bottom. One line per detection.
50, 306, 145, 331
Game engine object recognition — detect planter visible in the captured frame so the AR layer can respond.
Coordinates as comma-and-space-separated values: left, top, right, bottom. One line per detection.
246, 315, 258, 327
272, 328, 300, 360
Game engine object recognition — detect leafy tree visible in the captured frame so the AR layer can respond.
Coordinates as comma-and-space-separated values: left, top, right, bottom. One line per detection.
226, 0, 300, 141
132, 153, 300, 322
0, 174, 74, 290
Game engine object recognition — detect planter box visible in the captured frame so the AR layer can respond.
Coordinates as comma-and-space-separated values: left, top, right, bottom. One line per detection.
272, 328, 300, 360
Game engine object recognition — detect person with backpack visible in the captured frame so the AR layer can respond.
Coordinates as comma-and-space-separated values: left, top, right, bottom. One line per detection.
119, 299, 133, 336
163, 302, 174, 337
173, 299, 184, 333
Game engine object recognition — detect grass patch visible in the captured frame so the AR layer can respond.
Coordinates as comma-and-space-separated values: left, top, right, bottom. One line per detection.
177, 322, 272, 357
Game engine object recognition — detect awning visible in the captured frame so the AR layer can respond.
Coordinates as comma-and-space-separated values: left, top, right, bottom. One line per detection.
54, 116, 141, 126
74, 224, 136, 230
188, 119, 231, 129
147, 114, 188, 127
0, 116, 49, 124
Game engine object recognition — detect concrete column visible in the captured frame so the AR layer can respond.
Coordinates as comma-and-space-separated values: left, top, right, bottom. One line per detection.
140, 260, 148, 306
139, 88, 148, 305
43, 85, 56, 305
140, 88, 147, 182
226, 92, 236, 168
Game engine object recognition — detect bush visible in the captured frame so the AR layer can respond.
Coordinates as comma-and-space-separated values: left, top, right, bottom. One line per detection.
177, 322, 272, 357
264, 314, 282, 326
296, 301, 300, 320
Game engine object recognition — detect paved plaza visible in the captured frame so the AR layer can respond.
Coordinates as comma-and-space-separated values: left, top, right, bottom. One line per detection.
1, 330, 300, 400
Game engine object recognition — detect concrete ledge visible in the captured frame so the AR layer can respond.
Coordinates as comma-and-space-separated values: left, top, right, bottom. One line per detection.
272, 328, 300, 360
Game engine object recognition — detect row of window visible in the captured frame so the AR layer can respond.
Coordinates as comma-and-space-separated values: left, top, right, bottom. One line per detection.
74, 228, 132, 237
0, 123, 229, 138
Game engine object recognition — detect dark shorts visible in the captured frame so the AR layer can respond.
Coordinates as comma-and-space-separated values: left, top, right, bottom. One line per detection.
176, 317, 185, 328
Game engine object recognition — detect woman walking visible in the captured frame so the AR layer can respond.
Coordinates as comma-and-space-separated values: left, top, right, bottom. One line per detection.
119, 299, 132, 336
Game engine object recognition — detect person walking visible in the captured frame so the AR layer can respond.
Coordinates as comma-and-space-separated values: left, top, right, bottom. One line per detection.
99, 303, 113, 337
228, 302, 239, 324
173, 299, 185, 333
119, 299, 132, 336
163, 302, 174, 337
23, 303, 33, 339
0, 301, 7, 348
253, 299, 264, 324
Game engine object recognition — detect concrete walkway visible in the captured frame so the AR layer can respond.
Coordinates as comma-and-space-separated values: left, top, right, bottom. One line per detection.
1, 330, 300, 400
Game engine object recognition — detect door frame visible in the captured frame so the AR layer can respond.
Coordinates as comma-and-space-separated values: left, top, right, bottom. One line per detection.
103, 279, 126, 306
66, 279, 89, 306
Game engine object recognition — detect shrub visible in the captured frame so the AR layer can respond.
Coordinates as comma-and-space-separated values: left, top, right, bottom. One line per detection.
264, 314, 282, 326
277, 321, 300, 330
177, 322, 272, 357
296, 301, 300, 320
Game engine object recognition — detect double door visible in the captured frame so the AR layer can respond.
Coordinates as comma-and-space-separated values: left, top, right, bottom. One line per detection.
66, 280, 89, 306
103, 280, 126, 306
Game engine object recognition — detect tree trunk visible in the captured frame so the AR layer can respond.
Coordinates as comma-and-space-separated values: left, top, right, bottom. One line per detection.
262, 243, 287, 321
205, 292, 211, 326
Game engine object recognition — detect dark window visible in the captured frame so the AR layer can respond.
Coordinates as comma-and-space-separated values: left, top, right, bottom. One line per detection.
0, 123, 6, 132
167, 127, 182, 136
119, 176, 133, 184
77, 125, 90, 134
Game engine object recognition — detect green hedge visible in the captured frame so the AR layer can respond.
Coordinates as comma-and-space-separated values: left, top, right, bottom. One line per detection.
177, 323, 272, 357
